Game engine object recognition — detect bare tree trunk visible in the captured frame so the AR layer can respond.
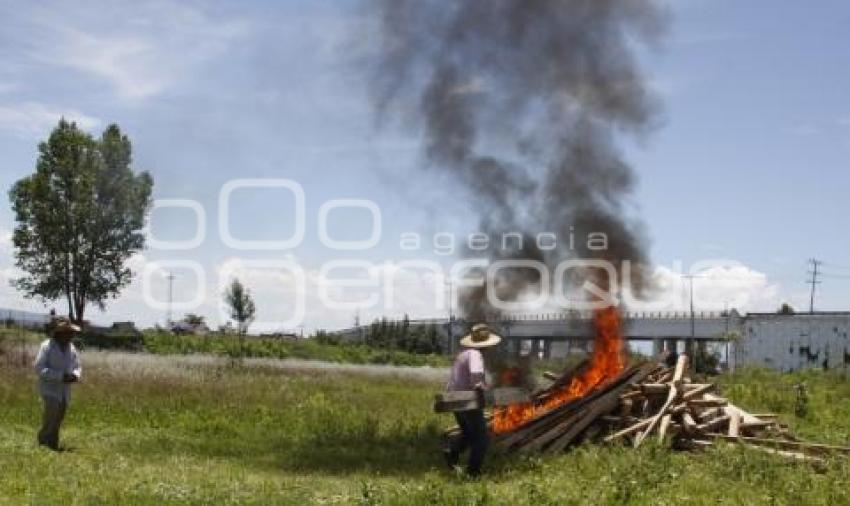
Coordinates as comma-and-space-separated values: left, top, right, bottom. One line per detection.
75, 301, 85, 326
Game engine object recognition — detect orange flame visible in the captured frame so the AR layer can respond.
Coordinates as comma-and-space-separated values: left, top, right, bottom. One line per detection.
491, 306, 625, 434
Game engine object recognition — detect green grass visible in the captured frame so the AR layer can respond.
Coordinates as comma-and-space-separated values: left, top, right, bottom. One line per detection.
0, 326, 451, 368
140, 331, 450, 368
1, 352, 850, 505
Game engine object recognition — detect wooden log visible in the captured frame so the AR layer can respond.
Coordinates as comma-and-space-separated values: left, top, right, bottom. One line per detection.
619, 390, 645, 402
545, 361, 660, 452
713, 399, 764, 427
740, 421, 777, 433
534, 365, 655, 452
499, 362, 648, 449
619, 398, 634, 421
547, 359, 590, 390
696, 415, 731, 433
687, 398, 728, 408
682, 412, 698, 434
728, 410, 741, 437
655, 371, 674, 383
751, 413, 779, 420
689, 439, 714, 448
603, 417, 654, 443
517, 409, 586, 453
694, 407, 724, 422
708, 434, 850, 456
640, 383, 672, 394
658, 413, 672, 442
635, 383, 678, 447
743, 444, 825, 465
673, 354, 688, 381
682, 383, 715, 401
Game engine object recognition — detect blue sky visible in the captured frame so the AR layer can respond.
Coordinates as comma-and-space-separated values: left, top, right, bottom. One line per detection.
0, 0, 848, 330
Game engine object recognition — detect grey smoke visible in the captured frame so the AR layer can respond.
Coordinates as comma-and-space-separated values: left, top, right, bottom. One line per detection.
368, 0, 667, 320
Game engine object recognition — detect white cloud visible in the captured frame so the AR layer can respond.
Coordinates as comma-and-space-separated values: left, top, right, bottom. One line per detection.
24, 2, 249, 100
647, 262, 781, 313
0, 101, 101, 138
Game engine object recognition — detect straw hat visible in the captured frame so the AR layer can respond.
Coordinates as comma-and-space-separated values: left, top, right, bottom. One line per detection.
52, 318, 81, 336
460, 323, 502, 349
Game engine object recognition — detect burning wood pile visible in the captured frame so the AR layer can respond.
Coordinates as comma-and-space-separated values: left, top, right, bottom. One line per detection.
492, 354, 850, 463
442, 307, 850, 463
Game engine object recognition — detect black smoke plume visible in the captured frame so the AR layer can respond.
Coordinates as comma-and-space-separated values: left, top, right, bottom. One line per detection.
368, 0, 667, 320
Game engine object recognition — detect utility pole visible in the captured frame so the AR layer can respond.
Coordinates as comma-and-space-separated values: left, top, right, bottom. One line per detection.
682, 275, 703, 339
682, 274, 703, 371
807, 258, 822, 314
355, 308, 362, 342
445, 278, 454, 355
166, 271, 176, 327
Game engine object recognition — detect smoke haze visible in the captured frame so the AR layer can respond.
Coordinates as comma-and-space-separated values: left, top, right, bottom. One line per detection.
368, 0, 667, 319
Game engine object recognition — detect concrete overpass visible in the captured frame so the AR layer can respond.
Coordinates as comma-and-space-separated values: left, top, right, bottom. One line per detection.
338, 310, 742, 359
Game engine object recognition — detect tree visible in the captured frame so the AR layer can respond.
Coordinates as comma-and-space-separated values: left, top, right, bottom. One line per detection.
778, 303, 795, 315
224, 278, 256, 335
9, 120, 153, 324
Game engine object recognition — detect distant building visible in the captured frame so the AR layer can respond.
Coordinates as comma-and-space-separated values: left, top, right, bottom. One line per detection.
335, 311, 850, 372
730, 312, 850, 372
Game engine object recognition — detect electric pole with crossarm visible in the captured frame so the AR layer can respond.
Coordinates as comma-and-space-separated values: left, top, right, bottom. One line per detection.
807, 258, 822, 314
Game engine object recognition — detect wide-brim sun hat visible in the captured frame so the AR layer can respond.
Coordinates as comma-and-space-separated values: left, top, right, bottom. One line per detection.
459, 323, 502, 348
52, 319, 81, 335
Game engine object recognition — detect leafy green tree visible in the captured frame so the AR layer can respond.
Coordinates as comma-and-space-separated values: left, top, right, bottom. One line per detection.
224, 278, 256, 335
9, 120, 153, 324
778, 303, 795, 315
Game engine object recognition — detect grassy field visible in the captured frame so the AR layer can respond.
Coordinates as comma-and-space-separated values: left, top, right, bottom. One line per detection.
2, 347, 850, 505
0, 327, 451, 368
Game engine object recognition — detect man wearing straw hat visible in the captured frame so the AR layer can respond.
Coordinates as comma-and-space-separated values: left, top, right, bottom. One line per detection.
444, 323, 501, 476
33, 318, 82, 450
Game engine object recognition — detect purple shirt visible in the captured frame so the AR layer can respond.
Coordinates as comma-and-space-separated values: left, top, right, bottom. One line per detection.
446, 348, 485, 391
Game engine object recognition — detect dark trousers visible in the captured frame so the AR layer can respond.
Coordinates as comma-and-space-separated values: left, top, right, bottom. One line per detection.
449, 409, 489, 475
37, 397, 67, 450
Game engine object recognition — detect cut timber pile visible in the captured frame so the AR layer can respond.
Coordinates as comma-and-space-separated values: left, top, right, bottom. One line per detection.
596, 355, 849, 464
445, 354, 850, 464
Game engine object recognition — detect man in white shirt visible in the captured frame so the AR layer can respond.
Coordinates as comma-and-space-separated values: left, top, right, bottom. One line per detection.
444, 323, 501, 477
33, 319, 82, 450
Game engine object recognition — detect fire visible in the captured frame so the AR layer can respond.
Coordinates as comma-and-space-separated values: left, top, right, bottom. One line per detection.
491, 306, 626, 434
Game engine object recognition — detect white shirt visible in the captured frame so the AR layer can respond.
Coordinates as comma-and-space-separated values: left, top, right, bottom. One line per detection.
446, 348, 485, 391
33, 339, 81, 403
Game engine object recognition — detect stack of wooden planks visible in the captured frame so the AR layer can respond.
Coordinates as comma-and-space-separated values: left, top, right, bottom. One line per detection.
489, 359, 660, 453
600, 354, 850, 463
443, 354, 850, 463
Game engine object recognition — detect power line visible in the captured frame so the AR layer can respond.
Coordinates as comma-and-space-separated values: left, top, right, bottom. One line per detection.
806, 259, 822, 313
817, 271, 850, 280
821, 261, 850, 271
